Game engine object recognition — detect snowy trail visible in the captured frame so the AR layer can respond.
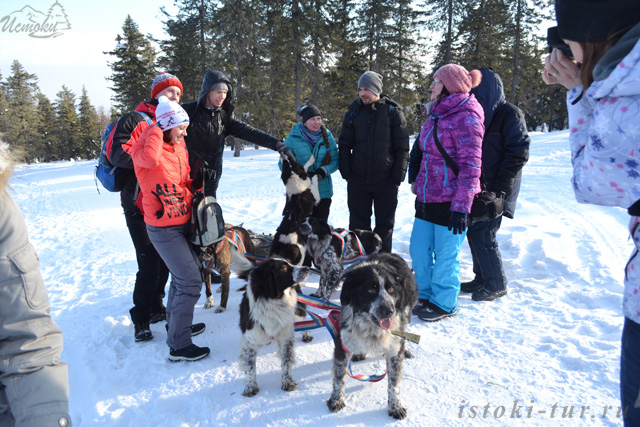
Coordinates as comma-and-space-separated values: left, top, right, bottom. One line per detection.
9, 131, 632, 425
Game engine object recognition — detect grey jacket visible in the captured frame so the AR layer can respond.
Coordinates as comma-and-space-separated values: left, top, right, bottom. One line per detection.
0, 148, 71, 426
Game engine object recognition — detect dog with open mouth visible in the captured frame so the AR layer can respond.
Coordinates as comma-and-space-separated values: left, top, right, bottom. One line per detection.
327, 252, 417, 419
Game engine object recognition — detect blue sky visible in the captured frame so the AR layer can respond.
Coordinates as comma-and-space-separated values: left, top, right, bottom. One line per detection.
0, 0, 171, 110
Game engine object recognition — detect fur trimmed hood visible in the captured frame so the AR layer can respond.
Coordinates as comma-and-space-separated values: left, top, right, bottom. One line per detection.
0, 142, 14, 192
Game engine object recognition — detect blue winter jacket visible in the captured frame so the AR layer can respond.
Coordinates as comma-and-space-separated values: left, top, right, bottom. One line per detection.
279, 122, 339, 199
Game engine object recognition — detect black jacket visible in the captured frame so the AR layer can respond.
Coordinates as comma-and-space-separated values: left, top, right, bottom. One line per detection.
338, 96, 409, 185
109, 99, 158, 213
470, 68, 530, 218
182, 70, 280, 195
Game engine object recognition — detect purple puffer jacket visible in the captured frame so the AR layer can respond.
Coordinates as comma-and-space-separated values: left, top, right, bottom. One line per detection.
414, 93, 484, 213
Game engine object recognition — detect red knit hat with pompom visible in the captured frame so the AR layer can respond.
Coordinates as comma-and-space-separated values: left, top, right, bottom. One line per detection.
434, 64, 482, 94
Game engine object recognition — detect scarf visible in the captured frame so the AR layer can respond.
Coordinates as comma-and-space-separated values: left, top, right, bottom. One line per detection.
300, 124, 323, 148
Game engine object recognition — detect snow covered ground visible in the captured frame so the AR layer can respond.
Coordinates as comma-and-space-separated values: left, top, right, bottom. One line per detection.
9, 129, 631, 426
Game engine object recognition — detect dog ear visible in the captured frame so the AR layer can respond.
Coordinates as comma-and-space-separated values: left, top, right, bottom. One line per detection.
281, 155, 291, 183
339, 266, 364, 306
250, 260, 280, 299
339, 275, 352, 306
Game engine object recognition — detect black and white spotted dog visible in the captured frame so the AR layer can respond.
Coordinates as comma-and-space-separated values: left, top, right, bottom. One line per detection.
268, 153, 319, 342
237, 257, 310, 397
327, 252, 417, 419
299, 216, 382, 300
269, 153, 319, 264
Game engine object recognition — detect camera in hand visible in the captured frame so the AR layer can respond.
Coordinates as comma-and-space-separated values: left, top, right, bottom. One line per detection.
547, 26, 574, 60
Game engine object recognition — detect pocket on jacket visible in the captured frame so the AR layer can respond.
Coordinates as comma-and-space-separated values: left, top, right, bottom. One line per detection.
8, 243, 48, 310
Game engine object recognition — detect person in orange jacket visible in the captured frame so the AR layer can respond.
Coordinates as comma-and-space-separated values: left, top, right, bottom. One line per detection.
131, 96, 209, 362
110, 72, 184, 342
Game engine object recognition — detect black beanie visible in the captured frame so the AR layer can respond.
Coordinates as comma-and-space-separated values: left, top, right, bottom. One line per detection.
556, 0, 640, 42
297, 104, 322, 124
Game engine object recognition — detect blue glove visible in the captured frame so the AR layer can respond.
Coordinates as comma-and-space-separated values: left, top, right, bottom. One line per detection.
448, 211, 468, 235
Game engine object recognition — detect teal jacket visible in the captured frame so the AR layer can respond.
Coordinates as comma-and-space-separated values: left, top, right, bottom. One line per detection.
279, 122, 339, 199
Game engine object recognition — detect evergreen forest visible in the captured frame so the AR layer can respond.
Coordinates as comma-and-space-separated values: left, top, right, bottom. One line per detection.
0, 0, 568, 163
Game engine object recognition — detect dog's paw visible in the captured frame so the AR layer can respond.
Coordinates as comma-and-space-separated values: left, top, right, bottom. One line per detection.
327, 397, 346, 413
301, 331, 314, 343
404, 348, 414, 359
389, 404, 408, 420
242, 385, 259, 397
281, 380, 298, 392
310, 292, 321, 298
351, 353, 367, 362
204, 297, 215, 309
214, 305, 226, 314
216, 286, 222, 294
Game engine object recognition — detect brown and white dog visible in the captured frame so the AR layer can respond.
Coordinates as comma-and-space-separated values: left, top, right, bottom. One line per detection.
327, 252, 417, 419
198, 224, 254, 313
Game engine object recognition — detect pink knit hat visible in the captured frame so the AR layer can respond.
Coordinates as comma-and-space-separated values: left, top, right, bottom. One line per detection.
433, 64, 482, 94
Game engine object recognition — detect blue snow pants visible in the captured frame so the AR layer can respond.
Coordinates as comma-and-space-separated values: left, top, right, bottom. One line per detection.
409, 217, 466, 313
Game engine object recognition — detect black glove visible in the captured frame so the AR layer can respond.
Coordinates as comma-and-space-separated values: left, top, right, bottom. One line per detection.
314, 167, 327, 181
276, 141, 296, 162
191, 178, 203, 193
448, 211, 469, 235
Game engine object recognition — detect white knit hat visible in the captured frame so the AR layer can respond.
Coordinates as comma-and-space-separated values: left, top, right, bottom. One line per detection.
155, 96, 189, 131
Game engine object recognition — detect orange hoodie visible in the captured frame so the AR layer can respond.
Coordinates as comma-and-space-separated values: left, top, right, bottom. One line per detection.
131, 125, 194, 227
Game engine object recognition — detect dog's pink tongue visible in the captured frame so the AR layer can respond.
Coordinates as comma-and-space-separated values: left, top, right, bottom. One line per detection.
379, 318, 391, 330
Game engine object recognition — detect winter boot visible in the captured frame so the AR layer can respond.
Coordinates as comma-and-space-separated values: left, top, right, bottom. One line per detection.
134, 322, 152, 342
472, 287, 507, 302
169, 344, 210, 362
460, 279, 483, 293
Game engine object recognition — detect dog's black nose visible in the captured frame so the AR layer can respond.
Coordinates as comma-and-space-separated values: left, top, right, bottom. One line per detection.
299, 222, 311, 234
378, 304, 394, 319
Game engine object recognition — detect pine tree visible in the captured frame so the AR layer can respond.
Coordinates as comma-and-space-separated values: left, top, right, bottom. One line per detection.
356, 0, 397, 73
423, 0, 468, 69
53, 85, 79, 160
0, 72, 8, 134
4, 60, 40, 162
105, 16, 157, 114
325, 0, 368, 130
385, 0, 425, 134
454, 0, 512, 73
305, 0, 335, 106
211, 0, 271, 120
96, 105, 111, 139
158, 1, 212, 102
35, 93, 58, 162
508, 0, 550, 102
77, 86, 100, 159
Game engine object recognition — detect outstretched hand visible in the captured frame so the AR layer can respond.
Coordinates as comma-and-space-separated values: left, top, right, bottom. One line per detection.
276, 142, 296, 162
542, 48, 581, 90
